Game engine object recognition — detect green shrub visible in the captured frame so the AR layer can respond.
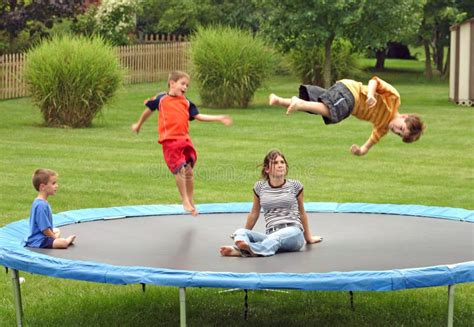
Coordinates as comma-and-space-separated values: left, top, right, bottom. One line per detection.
289, 39, 362, 86
25, 35, 123, 128
71, 5, 98, 37
190, 26, 274, 108
96, 0, 140, 46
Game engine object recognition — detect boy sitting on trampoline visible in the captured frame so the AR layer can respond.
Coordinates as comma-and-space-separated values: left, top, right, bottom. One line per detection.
220, 150, 322, 257
25, 169, 76, 249
131, 71, 233, 216
269, 76, 425, 156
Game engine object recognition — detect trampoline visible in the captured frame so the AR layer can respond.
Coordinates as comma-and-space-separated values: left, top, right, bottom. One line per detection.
1, 202, 473, 327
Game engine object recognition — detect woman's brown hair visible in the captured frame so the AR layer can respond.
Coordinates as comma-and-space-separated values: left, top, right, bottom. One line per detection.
260, 149, 289, 180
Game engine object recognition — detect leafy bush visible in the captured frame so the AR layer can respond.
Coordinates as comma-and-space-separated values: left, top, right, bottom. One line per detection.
190, 26, 274, 108
71, 5, 98, 37
289, 39, 362, 86
25, 35, 123, 128
96, 0, 140, 45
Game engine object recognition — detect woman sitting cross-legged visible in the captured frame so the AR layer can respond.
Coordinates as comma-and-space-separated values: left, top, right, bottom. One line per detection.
219, 149, 322, 257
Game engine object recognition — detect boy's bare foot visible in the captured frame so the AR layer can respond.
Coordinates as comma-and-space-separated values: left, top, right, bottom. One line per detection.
269, 93, 280, 105
131, 123, 142, 134
219, 246, 241, 257
67, 235, 76, 245
183, 203, 199, 216
190, 202, 199, 216
287, 96, 302, 114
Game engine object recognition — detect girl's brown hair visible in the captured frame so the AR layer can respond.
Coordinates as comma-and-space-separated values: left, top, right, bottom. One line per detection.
260, 149, 289, 180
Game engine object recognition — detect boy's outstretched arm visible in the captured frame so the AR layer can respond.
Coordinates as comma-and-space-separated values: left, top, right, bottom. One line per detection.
194, 114, 233, 125
351, 138, 375, 156
131, 108, 153, 133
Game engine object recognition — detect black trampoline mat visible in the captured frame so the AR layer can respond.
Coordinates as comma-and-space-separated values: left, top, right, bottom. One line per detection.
32, 213, 474, 274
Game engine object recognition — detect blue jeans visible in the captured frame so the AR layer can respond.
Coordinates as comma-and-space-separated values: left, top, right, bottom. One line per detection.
233, 226, 305, 257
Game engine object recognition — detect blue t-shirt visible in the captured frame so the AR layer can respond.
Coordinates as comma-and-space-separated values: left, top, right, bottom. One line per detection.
24, 199, 53, 248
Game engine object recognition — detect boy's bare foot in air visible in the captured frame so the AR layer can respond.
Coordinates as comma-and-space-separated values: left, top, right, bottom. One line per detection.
183, 202, 199, 216
269, 93, 280, 105
287, 96, 303, 115
190, 201, 199, 216
219, 246, 241, 256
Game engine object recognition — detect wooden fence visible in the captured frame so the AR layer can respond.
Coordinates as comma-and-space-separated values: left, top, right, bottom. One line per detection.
0, 53, 28, 100
117, 42, 189, 84
136, 32, 187, 43
0, 42, 189, 100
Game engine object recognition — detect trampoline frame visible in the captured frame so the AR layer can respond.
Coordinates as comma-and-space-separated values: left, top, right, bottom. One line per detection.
1, 202, 473, 327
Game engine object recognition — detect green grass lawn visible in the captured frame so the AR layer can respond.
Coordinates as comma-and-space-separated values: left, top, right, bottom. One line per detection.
0, 59, 473, 326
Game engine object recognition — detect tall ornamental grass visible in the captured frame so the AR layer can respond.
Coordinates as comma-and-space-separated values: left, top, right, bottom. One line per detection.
289, 39, 362, 86
190, 26, 274, 108
25, 35, 123, 128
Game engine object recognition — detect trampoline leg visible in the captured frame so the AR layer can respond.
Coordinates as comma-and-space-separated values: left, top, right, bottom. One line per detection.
11, 269, 24, 327
179, 287, 187, 327
447, 284, 455, 327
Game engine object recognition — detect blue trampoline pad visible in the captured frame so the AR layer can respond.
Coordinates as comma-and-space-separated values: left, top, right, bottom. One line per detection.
0, 203, 473, 291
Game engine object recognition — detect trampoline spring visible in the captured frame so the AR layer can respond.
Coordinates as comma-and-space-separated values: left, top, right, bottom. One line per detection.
141, 283, 146, 293
244, 289, 248, 321
349, 291, 355, 311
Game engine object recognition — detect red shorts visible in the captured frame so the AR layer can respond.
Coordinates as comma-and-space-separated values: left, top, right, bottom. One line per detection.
161, 139, 197, 174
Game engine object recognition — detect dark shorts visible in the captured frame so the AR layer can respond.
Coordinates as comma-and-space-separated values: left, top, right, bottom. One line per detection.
299, 82, 355, 125
40, 236, 55, 249
162, 139, 197, 174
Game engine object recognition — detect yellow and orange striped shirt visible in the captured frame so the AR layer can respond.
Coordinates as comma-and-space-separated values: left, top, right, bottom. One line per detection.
340, 77, 400, 144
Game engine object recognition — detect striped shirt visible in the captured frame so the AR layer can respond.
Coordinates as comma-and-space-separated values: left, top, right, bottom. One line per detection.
340, 76, 400, 144
253, 179, 304, 232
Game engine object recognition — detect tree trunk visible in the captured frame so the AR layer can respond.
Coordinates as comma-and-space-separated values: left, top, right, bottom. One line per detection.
323, 34, 334, 89
432, 27, 445, 73
436, 45, 444, 72
375, 49, 386, 70
423, 40, 432, 79
442, 46, 450, 80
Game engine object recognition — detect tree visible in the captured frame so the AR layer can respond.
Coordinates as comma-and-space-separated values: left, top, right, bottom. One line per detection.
136, 0, 259, 35
0, 0, 81, 54
417, 0, 467, 79
258, 0, 362, 88
350, 0, 424, 70
95, 0, 140, 45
